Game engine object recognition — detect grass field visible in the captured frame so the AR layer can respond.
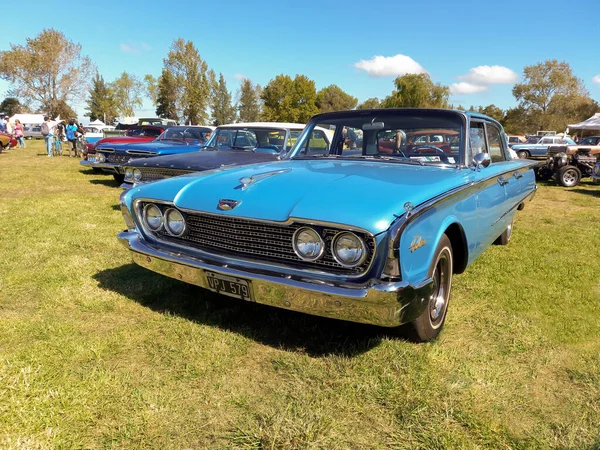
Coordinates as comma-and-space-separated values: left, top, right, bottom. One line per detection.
1, 141, 599, 449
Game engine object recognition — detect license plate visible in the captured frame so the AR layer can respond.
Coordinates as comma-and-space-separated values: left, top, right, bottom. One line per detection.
205, 271, 253, 301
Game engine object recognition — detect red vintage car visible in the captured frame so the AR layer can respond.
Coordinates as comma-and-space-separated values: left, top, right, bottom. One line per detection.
0, 132, 18, 152
84, 125, 166, 158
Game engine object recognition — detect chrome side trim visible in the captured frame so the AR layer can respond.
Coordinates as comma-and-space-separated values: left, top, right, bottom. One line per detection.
383, 162, 539, 278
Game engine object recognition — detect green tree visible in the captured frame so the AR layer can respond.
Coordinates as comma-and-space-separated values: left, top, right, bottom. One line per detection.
110, 72, 144, 117
502, 106, 536, 135
0, 97, 28, 116
163, 38, 213, 124
261, 74, 319, 123
155, 68, 178, 120
237, 78, 261, 122
211, 73, 237, 126
476, 104, 505, 122
512, 60, 591, 131
382, 73, 449, 108
0, 29, 95, 116
316, 84, 357, 113
85, 73, 118, 123
356, 98, 381, 110
144, 74, 158, 107
52, 100, 78, 121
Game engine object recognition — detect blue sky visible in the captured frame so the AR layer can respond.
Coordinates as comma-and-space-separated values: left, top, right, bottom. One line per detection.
1, 0, 599, 123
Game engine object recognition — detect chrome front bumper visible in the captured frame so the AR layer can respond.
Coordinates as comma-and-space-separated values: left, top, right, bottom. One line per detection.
117, 231, 433, 327
79, 160, 120, 173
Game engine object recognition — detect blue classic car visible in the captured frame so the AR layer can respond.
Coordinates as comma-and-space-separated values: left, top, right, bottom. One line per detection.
118, 109, 538, 341
81, 126, 214, 182
119, 122, 323, 189
512, 135, 576, 159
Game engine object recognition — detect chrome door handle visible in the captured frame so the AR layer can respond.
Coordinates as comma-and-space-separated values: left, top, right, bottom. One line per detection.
513, 171, 523, 179
498, 177, 509, 186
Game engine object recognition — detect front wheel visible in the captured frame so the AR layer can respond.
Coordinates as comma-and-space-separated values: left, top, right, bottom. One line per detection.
494, 219, 513, 245
556, 165, 581, 187
517, 150, 529, 159
410, 234, 453, 342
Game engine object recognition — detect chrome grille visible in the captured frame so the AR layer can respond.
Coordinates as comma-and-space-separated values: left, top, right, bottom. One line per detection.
140, 168, 192, 182
144, 203, 376, 275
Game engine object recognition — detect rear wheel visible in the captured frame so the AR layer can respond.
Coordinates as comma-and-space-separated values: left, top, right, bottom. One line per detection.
517, 150, 529, 159
556, 165, 581, 187
410, 234, 453, 342
494, 219, 513, 245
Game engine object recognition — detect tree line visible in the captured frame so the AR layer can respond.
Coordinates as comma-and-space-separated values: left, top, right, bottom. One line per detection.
0, 29, 598, 134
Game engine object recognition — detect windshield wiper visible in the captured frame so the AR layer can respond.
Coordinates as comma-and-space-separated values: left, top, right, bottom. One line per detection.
292, 154, 344, 160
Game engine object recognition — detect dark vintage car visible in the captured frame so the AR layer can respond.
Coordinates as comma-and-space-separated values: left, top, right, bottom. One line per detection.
118, 108, 538, 342
81, 126, 214, 183
84, 125, 167, 155
537, 142, 600, 186
119, 122, 320, 189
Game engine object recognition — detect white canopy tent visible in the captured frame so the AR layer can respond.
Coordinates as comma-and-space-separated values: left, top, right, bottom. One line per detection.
88, 119, 106, 127
9, 113, 45, 126
567, 113, 600, 132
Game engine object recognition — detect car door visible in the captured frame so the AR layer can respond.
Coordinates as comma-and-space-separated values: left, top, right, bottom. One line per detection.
468, 120, 521, 250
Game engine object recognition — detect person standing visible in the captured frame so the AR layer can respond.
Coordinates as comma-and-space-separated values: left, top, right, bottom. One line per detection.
41, 116, 54, 157
65, 119, 79, 157
14, 119, 25, 148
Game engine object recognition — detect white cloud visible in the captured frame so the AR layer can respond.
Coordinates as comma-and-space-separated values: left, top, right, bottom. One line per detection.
593, 75, 600, 84
234, 74, 246, 80
450, 82, 488, 95
458, 65, 517, 85
119, 42, 151, 55
353, 54, 426, 77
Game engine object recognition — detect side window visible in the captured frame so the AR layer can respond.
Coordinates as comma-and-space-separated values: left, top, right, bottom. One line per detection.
486, 124, 505, 163
303, 129, 332, 155
340, 126, 363, 156
468, 121, 487, 162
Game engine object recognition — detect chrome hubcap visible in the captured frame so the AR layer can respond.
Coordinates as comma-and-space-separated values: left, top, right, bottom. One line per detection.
429, 250, 451, 325
563, 170, 577, 186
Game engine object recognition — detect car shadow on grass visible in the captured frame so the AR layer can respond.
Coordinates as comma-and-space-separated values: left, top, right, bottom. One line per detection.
89, 179, 121, 187
570, 188, 600, 198
93, 264, 411, 357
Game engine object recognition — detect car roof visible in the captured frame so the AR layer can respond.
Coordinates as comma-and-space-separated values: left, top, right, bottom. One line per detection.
217, 122, 306, 129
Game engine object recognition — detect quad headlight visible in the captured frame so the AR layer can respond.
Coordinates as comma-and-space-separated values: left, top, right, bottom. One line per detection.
124, 167, 133, 180
332, 232, 367, 267
164, 208, 186, 236
556, 152, 568, 168
133, 168, 142, 182
292, 227, 324, 261
96, 153, 105, 163
143, 204, 163, 231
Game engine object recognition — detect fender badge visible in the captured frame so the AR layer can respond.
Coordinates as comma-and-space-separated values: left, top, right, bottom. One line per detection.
217, 199, 241, 211
409, 235, 426, 253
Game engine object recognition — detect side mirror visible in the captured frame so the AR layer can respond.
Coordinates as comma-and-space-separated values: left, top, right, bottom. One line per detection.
471, 152, 491, 171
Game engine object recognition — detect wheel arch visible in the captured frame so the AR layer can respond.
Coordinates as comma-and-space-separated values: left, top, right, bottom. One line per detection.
444, 222, 468, 275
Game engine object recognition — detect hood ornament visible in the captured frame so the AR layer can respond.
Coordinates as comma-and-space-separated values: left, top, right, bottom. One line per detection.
237, 169, 291, 190
217, 199, 241, 211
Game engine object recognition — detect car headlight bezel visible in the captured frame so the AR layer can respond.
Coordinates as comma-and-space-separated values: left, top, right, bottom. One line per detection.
143, 203, 163, 232
133, 168, 142, 182
331, 231, 368, 268
124, 167, 133, 180
292, 227, 325, 262
164, 208, 186, 236
96, 152, 106, 163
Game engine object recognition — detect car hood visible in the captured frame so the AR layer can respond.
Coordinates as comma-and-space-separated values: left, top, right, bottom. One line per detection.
128, 149, 279, 170
98, 140, 196, 152
130, 160, 471, 235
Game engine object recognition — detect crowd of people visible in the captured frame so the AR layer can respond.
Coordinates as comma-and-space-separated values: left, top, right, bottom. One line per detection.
0, 116, 86, 157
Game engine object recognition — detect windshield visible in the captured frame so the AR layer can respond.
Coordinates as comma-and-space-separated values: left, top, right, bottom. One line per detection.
289, 110, 464, 165
204, 127, 300, 154
126, 127, 163, 137
157, 127, 211, 142
579, 137, 599, 145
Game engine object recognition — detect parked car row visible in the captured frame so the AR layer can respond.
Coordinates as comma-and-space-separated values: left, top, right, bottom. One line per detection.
83, 109, 540, 341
